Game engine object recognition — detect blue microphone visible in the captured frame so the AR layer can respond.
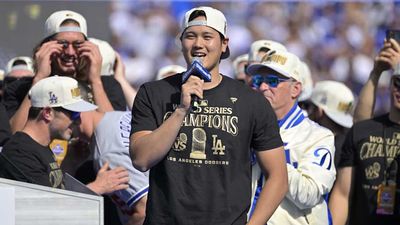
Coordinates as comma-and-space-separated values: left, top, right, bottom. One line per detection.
182, 57, 212, 83
182, 57, 211, 112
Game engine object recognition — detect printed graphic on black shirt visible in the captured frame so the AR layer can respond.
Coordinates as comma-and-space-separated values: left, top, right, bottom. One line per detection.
164, 100, 238, 167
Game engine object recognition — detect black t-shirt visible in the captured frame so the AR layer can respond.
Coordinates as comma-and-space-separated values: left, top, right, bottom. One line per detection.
339, 114, 400, 224
2, 77, 33, 118
334, 131, 347, 168
100, 76, 126, 111
0, 132, 64, 189
131, 74, 282, 225
0, 102, 11, 146
2, 76, 126, 117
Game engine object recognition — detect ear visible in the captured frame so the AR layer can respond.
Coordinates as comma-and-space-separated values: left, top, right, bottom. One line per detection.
221, 38, 229, 54
41, 107, 54, 122
291, 81, 302, 99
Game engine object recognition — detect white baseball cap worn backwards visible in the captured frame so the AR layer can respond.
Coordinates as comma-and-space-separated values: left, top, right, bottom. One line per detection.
181, 6, 230, 59
248, 40, 287, 63
29, 76, 97, 112
6, 56, 34, 75
44, 10, 87, 38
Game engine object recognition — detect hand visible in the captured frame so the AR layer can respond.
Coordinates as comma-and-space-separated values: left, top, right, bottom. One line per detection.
34, 40, 63, 82
373, 38, 400, 74
180, 76, 204, 111
77, 41, 102, 84
113, 52, 126, 82
88, 161, 129, 195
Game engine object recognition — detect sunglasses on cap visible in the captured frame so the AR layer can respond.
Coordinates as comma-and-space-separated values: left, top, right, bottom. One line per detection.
251, 74, 292, 88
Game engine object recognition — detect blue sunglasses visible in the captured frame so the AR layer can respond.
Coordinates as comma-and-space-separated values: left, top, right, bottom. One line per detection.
54, 107, 81, 121
251, 74, 292, 88
70, 111, 81, 121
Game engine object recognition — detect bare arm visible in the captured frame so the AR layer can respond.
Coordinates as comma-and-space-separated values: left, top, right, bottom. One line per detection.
247, 147, 288, 225
354, 39, 400, 122
79, 41, 114, 112
329, 167, 353, 225
126, 195, 147, 225
130, 76, 204, 171
10, 41, 62, 132
353, 70, 382, 123
10, 95, 31, 133
113, 52, 137, 110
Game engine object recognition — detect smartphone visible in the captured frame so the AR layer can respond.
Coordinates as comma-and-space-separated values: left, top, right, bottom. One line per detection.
386, 29, 400, 42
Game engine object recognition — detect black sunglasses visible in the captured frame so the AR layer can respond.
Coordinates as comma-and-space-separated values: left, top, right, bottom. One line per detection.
55, 40, 84, 49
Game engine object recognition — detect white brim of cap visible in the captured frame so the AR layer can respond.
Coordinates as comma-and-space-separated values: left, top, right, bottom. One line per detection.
324, 110, 353, 128
247, 63, 291, 79
62, 100, 97, 112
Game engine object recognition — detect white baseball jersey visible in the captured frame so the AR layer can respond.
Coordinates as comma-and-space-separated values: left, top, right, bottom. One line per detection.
249, 104, 336, 225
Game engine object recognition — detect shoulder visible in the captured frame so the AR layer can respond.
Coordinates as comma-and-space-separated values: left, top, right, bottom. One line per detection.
304, 117, 335, 138
2, 132, 33, 155
353, 114, 389, 130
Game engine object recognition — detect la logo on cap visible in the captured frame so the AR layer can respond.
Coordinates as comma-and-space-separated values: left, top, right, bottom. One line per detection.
49, 92, 58, 104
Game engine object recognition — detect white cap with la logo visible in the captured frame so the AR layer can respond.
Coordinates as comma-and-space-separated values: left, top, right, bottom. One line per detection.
29, 76, 97, 112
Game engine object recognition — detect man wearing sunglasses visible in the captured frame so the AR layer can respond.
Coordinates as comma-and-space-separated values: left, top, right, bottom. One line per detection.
330, 37, 400, 225
247, 50, 336, 225
3, 10, 124, 134
0, 76, 129, 195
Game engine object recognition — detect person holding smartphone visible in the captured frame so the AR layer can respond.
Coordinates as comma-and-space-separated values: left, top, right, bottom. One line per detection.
329, 31, 400, 225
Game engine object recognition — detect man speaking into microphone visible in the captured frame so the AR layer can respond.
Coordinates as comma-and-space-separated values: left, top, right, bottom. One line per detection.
129, 6, 287, 225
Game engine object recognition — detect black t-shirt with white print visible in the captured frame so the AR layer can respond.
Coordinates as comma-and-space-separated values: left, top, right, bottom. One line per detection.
339, 114, 400, 225
131, 74, 282, 225
0, 132, 64, 189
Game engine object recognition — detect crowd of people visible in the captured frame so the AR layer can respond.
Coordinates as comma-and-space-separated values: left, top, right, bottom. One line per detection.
0, 2, 399, 225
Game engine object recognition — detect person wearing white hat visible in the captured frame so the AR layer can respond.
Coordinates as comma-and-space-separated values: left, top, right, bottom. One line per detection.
245, 40, 287, 87
3, 10, 115, 133
248, 40, 287, 66
5, 56, 34, 78
307, 80, 354, 167
0, 76, 129, 195
130, 6, 287, 225
329, 38, 400, 225
247, 50, 335, 225
2, 56, 35, 99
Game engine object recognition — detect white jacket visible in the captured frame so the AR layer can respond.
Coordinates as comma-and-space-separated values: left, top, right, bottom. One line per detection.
250, 105, 336, 225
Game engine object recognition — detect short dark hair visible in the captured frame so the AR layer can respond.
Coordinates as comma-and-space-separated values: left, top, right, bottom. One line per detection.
27, 107, 43, 120
12, 59, 28, 67
186, 10, 224, 41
